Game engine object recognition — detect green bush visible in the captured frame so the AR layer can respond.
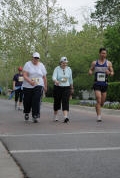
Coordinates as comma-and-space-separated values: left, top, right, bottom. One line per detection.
107, 82, 120, 102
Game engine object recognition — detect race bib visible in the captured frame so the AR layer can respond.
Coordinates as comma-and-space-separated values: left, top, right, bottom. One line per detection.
97, 73, 106, 82
18, 76, 24, 82
60, 77, 67, 83
32, 78, 40, 84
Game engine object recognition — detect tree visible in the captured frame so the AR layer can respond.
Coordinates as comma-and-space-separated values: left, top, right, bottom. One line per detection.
0, 0, 77, 89
91, 0, 120, 28
104, 23, 120, 81
0, 0, 77, 58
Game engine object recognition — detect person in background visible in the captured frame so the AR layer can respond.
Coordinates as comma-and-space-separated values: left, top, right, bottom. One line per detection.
0, 87, 2, 95
22, 52, 47, 123
52, 56, 74, 123
13, 66, 23, 110
88, 48, 114, 122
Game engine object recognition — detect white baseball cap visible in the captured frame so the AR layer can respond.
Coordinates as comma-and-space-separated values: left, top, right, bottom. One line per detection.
60, 56, 68, 63
33, 52, 40, 59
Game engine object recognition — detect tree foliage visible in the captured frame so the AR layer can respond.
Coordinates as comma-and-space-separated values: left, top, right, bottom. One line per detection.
91, 0, 120, 28
104, 23, 120, 81
0, 0, 77, 90
1, 0, 117, 100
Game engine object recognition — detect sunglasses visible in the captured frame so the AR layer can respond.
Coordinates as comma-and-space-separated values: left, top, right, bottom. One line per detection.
34, 57, 39, 59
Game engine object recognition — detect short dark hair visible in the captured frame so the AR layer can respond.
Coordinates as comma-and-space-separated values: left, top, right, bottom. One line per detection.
99, 47, 107, 53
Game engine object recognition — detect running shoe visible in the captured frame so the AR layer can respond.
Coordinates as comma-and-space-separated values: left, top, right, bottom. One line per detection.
18, 106, 23, 111
97, 115, 102, 122
24, 113, 29, 121
64, 118, 69, 123
53, 115, 58, 121
32, 116, 38, 123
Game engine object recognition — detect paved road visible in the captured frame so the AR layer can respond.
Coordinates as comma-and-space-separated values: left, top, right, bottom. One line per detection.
0, 98, 120, 178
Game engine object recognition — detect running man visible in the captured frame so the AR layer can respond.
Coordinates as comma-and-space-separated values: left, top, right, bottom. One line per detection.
88, 48, 114, 122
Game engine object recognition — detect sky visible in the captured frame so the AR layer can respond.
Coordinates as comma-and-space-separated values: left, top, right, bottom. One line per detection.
57, 0, 97, 30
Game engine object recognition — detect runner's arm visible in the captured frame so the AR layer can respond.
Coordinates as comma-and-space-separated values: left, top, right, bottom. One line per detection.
43, 76, 47, 93
106, 61, 114, 76
88, 61, 95, 75
13, 81, 15, 90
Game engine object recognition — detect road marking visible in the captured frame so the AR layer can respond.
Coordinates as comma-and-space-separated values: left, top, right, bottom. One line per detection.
10, 147, 120, 153
1, 131, 120, 137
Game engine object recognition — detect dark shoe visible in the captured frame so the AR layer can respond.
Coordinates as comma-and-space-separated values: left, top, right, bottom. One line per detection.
97, 119, 102, 122
64, 118, 69, 123
32, 116, 38, 123
24, 113, 29, 121
34, 119, 38, 123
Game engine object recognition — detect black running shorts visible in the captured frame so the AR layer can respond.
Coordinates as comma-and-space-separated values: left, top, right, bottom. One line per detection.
93, 84, 108, 93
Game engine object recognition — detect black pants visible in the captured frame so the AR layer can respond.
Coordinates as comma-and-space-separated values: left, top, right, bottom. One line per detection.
23, 86, 43, 117
53, 85, 70, 111
15, 88, 23, 102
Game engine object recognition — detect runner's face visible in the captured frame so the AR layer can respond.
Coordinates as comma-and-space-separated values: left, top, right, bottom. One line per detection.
32, 57, 39, 65
19, 71, 22, 74
60, 62, 67, 68
100, 50, 107, 59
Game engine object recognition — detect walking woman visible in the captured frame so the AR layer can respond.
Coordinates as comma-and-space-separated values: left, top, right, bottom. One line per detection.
13, 66, 23, 110
22, 52, 47, 123
52, 56, 74, 123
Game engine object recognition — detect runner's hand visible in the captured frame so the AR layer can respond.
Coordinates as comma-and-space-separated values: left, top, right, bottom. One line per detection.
106, 69, 111, 75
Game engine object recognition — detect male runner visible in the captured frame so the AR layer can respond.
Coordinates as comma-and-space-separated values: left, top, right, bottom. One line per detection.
89, 48, 114, 122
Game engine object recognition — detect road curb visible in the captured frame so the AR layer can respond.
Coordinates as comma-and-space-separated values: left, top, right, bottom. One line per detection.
0, 141, 24, 178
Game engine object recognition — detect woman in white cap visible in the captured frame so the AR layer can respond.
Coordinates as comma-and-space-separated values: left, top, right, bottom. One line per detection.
52, 56, 74, 123
22, 52, 47, 123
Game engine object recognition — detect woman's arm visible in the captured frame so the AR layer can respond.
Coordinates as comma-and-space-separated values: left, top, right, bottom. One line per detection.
23, 71, 35, 86
43, 76, 47, 93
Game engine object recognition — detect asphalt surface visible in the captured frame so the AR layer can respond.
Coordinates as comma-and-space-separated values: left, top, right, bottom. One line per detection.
0, 98, 120, 178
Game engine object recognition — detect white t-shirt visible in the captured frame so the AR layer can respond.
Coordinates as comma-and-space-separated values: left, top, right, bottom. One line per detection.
22, 61, 47, 88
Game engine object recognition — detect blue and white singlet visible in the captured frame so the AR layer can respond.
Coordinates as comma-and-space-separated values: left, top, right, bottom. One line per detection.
94, 60, 108, 86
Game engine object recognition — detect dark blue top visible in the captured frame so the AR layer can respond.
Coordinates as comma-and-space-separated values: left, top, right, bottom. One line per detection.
13, 73, 23, 87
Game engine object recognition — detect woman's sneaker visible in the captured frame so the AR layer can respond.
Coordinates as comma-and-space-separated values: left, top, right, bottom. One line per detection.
32, 116, 38, 123
24, 113, 29, 121
64, 118, 69, 123
18, 106, 23, 111
53, 115, 58, 121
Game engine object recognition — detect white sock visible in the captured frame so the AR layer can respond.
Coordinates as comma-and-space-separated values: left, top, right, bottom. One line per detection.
64, 116, 68, 118
97, 115, 101, 120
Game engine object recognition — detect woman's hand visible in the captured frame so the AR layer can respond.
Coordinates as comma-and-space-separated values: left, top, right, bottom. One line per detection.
44, 86, 47, 93
30, 80, 36, 86
55, 80, 59, 86
70, 88, 74, 95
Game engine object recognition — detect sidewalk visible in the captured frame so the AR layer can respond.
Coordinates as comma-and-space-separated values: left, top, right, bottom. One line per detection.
0, 141, 24, 178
